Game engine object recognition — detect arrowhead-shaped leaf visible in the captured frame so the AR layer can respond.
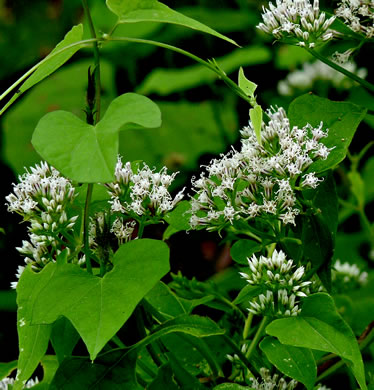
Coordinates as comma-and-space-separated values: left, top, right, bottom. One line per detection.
106, 0, 238, 46
238, 67, 257, 97
32, 93, 161, 183
29, 239, 170, 360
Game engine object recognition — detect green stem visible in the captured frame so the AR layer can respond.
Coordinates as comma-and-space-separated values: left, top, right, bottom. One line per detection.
137, 218, 146, 239
306, 48, 374, 93
107, 36, 253, 105
83, 183, 93, 274
243, 312, 254, 340
112, 334, 126, 348
1, 34, 255, 116
223, 335, 257, 375
137, 359, 157, 379
81, 0, 102, 275
0, 38, 97, 113
219, 296, 246, 321
82, 0, 101, 123
245, 316, 270, 360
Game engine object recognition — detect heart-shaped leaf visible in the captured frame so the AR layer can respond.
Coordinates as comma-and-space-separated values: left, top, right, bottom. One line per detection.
106, 0, 238, 46
32, 93, 161, 183
27, 239, 169, 360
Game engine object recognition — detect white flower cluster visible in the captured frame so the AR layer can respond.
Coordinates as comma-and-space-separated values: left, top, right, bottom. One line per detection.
106, 157, 184, 218
278, 58, 368, 96
240, 250, 311, 317
5, 162, 79, 287
315, 385, 331, 390
257, 0, 336, 48
250, 367, 298, 390
0, 376, 39, 389
335, 0, 374, 38
190, 107, 331, 230
332, 259, 368, 290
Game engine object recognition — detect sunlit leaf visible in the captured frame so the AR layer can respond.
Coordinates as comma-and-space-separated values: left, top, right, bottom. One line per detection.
106, 0, 238, 46
29, 239, 170, 360
32, 93, 161, 183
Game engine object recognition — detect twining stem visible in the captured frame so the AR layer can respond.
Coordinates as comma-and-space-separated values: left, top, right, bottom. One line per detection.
245, 316, 270, 360
0, 38, 97, 114
306, 48, 374, 93
82, 0, 102, 274
1, 35, 255, 115
82, 0, 101, 124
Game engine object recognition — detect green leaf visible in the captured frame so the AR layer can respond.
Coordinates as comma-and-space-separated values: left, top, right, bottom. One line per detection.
348, 171, 365, 207
161, 333, 222, 378
260, 337, 316, 390
0, 360, 17, 380
3, 59, 116, 177
32, 355, 59, 390
230, 239, 262, 265
14, 266, 53, 390
266, 293, 367, 390
288, 94, 367, 173
30, 239, 170, 360
50, 350, 140, 390
163, 200, 191, 239
138, 315, 225, 350
31, 93, 161, 183
0, 25, 84, 115
238, 67, 257, 97
302, 174, 338, 290
249, 105, 262, 146
233, 284, 262, 305
137, 46, 270, 96
50, 317, 80, 364
51, 314, 224, 389
106, 0, 238, 46
145, 281, 187, 320
167, 352, 205, 389
148, 362, 179, 390
213, 384, 250, 389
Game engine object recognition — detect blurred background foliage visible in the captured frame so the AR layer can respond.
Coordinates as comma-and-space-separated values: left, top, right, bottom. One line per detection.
0, 0, 373, 380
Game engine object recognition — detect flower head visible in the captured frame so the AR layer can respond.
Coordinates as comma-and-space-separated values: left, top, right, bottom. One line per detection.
189, 107, 331, 231
335, 0, 374, 38
257, 0, 336, 48
0, 375, 39, 389
6, 162, 79, 286
106, 157, 185, 220
240, 249, 311, 317
332, 259, 368, 292
278, 58, 368, 96
250, 367, 298, 390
